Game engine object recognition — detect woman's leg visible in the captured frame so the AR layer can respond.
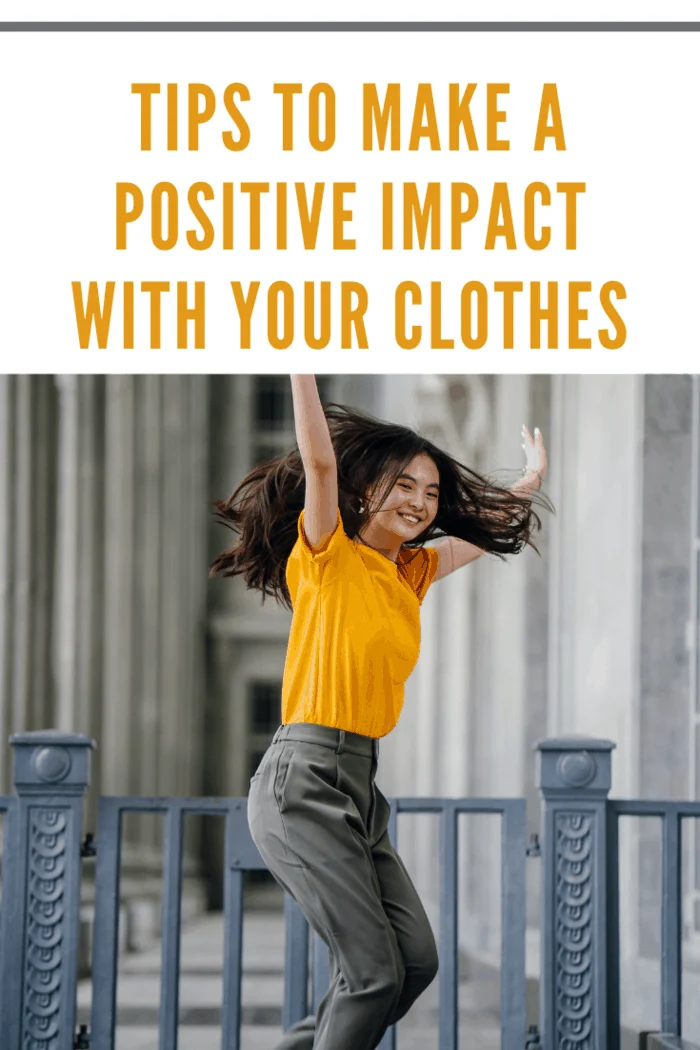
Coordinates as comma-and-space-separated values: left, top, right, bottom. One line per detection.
368, 784, 440, 1034
247, 733, 406, 1050
308, 781, 439, 1050
273, 792, 440, 1050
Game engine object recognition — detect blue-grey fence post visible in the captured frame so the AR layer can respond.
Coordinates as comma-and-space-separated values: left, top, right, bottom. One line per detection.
5, 730, 95, 1050
536, 735, 617, 1050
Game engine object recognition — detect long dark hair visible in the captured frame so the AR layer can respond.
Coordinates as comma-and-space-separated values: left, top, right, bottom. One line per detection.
209, 402, 553, 611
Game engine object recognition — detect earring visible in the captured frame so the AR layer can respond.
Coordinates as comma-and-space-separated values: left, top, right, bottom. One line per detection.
359, 502, 365, 514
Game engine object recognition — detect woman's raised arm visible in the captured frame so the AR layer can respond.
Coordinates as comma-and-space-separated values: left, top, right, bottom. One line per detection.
290, 375, 338, 549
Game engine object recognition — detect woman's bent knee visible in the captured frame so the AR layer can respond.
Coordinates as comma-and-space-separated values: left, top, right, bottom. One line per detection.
372, 953, 405, 1004
409, 939, 439, 992
424, 943, 439, 986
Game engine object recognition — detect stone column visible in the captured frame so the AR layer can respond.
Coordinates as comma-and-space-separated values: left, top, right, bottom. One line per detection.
524, 375, 553, 930
132, 375, 163, 858
636, 376, 693, 980
183, 377, 209, 875
545, 376, 644, 979
95, 376, 208, 921
30, 378, 58, 733
546, 375, 643, 776
464, 375, 532, 959
487, 375, 531, 798
13, 376, 36, 735
183, 377, 209, 798
53, 375, 81, 733
204, 376, 251, 895
72, 378, 106, 836
0, 378, 59, 790
0, 376, 13, 789
101, 377, 136, 797
157, 376, 188, 799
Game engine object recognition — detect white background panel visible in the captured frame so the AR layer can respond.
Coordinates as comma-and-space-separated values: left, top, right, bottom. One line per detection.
0, 29, 697, 372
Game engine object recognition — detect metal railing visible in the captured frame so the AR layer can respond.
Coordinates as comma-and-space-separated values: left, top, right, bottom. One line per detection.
0, 729, 698, 1050
610, 801, 700, 1041
647, 1037, 700, 1050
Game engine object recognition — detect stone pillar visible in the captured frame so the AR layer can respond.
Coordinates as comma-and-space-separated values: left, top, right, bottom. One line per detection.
488, 375, 531, 798
183, 377, 209, 800
4, 730, 94, 1050
536, 735, 618, 1050
53, 376, 81, 732
204, 376, 251, 896
0, 378, 59, 791
132, 375, 163, 860
0, 376, 13, 790
545, 375, 642, 785
461, 375, 532, 959
524, 375, 553, 930
638, 376, 693, 951
157, 377, 188, 799
72, 378, 106, 832
13, 377, 37, 734
101, 376, 136, 797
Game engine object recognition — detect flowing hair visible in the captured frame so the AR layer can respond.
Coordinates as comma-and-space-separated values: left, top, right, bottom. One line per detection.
209, 402, 553, 611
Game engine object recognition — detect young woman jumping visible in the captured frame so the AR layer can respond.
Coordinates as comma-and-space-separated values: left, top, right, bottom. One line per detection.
210, 374, 549, 1050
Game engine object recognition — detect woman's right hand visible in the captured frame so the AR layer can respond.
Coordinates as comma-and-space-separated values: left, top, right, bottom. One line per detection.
521, 424, 547, 482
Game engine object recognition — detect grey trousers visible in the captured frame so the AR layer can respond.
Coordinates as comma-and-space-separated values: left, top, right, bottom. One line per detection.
247, 722, 439, 1050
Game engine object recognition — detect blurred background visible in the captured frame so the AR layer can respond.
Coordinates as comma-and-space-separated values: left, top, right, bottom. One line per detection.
0, 372, 698, 1047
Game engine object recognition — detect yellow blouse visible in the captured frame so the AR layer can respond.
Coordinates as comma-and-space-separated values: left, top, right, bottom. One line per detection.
281, 507, 440, 738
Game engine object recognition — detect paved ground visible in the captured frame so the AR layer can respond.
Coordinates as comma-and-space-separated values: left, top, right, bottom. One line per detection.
77, 885, 502, 1049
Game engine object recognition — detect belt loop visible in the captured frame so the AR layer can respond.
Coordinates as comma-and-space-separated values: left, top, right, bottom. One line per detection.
337, 729, 346, 755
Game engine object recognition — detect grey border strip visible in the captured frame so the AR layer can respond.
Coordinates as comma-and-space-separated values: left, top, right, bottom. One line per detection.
0, 21, 699, 32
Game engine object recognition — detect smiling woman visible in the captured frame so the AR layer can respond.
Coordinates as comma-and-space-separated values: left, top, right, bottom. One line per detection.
209, 376, 550, 607
208, 374, 552, 1050
354, 454, 441, 563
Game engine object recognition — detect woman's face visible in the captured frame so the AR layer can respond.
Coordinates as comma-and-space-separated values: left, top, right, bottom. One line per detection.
367, 452, 441, 540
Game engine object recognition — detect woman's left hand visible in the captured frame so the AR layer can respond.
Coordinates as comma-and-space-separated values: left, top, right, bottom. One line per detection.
521, 424, 548, 481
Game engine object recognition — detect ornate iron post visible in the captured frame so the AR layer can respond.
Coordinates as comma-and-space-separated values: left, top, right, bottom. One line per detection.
536, 735, 618, 1050
5, 730, 95, 1050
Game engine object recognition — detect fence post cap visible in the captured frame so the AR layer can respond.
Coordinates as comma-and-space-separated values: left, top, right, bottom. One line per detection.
534, 735, 616, 752
535, 735, 616, 794
9, 730, 95, 795
9, 729, 96, 748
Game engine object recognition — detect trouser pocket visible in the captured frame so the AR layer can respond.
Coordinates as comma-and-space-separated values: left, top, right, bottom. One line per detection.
277, 742, 340, 815
274, 744, 296, 813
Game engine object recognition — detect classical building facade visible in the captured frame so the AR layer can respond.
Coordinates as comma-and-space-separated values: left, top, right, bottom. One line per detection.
0, 375, 211, 928
1, 373, 698, 1036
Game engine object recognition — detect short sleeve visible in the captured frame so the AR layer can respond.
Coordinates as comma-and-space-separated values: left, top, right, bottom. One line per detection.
400, 545, 440, 604
297, 507, 347, 563
285, 507, 350, 602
